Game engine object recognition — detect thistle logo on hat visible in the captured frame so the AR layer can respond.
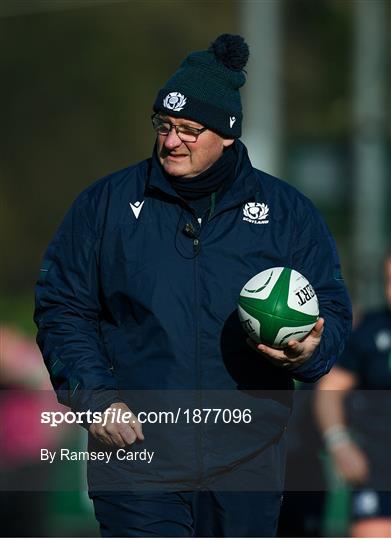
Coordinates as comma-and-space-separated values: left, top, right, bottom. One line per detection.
163, 92, 187, 112
153, 34, 249, 138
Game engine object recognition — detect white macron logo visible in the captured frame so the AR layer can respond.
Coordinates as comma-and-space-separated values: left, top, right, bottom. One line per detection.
163, 92, 187, 112
229, 116, 236, 128
129, 201, 145, 219
243, 202, 269, 224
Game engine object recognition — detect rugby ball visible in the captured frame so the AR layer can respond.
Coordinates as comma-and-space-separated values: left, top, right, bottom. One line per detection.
238, 267, 319, 348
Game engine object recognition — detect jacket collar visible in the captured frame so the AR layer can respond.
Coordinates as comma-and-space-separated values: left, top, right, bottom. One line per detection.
146, 140, 261, 211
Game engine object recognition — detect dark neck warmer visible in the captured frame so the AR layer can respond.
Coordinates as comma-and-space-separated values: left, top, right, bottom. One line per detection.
155, 142, 236, 199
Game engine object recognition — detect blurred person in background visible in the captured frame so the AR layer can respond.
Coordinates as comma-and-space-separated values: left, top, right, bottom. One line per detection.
0, 325, 67, 536
315, 252, 391, 537
34, 34, 351, 537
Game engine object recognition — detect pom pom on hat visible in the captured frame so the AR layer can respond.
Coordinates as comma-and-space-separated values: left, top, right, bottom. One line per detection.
208, 34, 249, 71
153, 34, 250, 138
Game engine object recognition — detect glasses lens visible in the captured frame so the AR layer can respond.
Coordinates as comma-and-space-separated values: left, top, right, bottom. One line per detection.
177, 129, 197, 142
152, 116, 201, 142
152, 117, 170, 134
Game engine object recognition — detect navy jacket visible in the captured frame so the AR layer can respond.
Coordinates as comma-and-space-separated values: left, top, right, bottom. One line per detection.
34, 141, 352, 490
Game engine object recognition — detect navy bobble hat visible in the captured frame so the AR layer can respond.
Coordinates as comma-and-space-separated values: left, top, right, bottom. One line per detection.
153, 34, 249, 138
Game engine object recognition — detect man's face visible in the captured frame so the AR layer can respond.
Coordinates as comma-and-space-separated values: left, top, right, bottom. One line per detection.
156, 115, 234, 178
385, 257, 391, 309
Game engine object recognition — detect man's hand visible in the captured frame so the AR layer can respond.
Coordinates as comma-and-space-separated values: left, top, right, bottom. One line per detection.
248, 317, 324, 368
330, 440, 369, 485
89, 402, 144, 447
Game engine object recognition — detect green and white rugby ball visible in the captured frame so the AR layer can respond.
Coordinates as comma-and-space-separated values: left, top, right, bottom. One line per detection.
238, 267, 319, 348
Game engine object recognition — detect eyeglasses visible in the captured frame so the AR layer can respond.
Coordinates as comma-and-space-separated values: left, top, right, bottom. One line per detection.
151, 114, 208, 142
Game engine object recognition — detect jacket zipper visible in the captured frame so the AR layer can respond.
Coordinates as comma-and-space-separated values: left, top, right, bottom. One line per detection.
193, 216, 204, 487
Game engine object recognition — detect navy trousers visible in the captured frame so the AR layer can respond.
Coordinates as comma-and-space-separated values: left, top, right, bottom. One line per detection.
91, 490, 283, 537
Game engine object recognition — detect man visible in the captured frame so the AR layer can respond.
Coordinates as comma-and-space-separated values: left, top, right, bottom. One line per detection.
35, 34, 352, 537
316, 253, 391, 537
